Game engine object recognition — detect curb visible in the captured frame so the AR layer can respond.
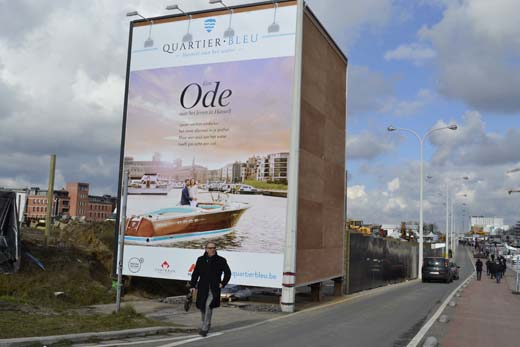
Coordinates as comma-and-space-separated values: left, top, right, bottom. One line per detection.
0, 326, 197, 347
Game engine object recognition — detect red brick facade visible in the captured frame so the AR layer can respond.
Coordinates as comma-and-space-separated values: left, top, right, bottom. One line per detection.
26, 183, 115, 222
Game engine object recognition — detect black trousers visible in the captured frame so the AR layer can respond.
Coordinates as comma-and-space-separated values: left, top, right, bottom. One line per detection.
476, 270, 482, 280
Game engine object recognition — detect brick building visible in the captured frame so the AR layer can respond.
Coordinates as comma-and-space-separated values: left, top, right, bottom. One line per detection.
26, 188, 70, 220
26, 183, 115, 222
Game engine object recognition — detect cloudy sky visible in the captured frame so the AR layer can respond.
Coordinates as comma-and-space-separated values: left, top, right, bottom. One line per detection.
1, 0, 519, 229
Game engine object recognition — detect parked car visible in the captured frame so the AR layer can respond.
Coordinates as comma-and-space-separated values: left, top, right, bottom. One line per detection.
449, 262, 460, 280
422, 257, 453, 283
238, 184, 258, 194
220, 285, 252, 302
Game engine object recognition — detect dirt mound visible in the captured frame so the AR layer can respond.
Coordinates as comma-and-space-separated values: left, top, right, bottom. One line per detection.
1, 222, 188, 309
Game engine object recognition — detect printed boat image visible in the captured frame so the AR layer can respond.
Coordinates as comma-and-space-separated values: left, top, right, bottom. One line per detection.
124, 201, 249, 244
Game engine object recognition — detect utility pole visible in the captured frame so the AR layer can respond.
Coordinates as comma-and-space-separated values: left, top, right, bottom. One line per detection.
45, 154, 56, 246
116, 170, 129, 313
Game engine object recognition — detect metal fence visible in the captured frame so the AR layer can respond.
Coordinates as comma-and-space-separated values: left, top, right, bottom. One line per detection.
347, 233, 418, 293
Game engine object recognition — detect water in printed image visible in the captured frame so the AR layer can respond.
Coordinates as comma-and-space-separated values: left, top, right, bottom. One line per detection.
125, 189, 287, 254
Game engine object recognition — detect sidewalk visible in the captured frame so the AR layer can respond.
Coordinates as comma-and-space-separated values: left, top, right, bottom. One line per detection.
441, 267, 520, 347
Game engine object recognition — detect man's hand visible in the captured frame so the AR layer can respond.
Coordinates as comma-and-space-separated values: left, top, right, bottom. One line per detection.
190, 287, 196, 293
219, 283, 223, 288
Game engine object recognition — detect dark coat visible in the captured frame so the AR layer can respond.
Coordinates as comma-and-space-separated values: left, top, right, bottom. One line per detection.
180, 186, 191, 205
190, 252, 231, 311
475, 259, 483, 271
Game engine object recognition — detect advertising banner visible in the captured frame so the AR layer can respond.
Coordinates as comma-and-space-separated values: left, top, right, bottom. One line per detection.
120, 3, 297, 288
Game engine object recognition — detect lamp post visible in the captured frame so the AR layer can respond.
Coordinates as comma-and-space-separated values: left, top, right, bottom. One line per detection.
387, 124, 457, 278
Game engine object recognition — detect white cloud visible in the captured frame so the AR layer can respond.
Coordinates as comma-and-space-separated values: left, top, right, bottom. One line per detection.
347, 131, 398, 160
387, 177, 400, 192
429, 111, 520, 166
347, 185, 367, 200
347, 65, 394, 116
383, 197, 408, 213
418, 0, 520, 113
384, 43, 436, 64
307, 0, 393, 49
381, 88, 435, 116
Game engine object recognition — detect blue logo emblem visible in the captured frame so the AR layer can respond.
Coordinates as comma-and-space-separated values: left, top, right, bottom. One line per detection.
204, 18, 216, 33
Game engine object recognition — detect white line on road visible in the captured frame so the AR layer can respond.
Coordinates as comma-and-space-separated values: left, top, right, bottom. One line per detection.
80, 334, 199, 347
157, 333, 223, 347
406, 247, 476, 347
155, 279, 421, 346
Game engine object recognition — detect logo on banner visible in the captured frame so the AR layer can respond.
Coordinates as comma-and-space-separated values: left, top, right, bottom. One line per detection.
204, 18, 216, 32
128, 257, 144, 273
154, 260, 176, 274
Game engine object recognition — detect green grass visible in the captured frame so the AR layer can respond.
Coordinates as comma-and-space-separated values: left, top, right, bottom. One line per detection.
243, 180, 288, 191
0, 305, 170, 339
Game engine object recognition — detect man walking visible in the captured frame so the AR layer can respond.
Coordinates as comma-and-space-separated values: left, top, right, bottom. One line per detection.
475, 258, 483, 280
190, 242, 231, 337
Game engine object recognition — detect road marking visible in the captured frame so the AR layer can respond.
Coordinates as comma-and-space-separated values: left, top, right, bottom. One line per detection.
406, 247, 475, 347
157, 333, 223, 347
80, 334, 199, 347
154, 279, 422, 346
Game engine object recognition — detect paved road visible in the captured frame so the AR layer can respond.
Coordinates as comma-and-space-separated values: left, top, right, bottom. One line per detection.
79, 247, 474, 347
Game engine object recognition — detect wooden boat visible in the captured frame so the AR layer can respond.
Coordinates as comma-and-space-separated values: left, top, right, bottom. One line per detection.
124, 200, 249, 244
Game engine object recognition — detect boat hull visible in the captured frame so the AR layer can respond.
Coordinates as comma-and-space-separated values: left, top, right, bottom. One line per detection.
124, 206, 248, 244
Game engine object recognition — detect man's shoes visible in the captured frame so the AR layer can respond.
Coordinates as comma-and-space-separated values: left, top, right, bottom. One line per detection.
199, 330, 208, 337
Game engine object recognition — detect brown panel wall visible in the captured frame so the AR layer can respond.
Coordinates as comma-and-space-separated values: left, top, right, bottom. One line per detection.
295, 9, 347, 286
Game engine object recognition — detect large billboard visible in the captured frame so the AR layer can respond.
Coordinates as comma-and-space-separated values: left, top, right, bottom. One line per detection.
120, 3, 297, 288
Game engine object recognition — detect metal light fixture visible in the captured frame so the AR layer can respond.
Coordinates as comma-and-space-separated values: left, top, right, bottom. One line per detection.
166, 4, 193, 42
127, 11, 154, 48
209, 0, 235, 38
268, 0, 280, 33
386, 123, 459, 277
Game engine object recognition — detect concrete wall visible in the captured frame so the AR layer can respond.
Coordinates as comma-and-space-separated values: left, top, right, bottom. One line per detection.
295, 9, 347, 286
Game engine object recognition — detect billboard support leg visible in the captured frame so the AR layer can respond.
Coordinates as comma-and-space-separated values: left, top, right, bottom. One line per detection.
115, 170, 129, 313
333, 276, 344, 296
281, 0, 304, 313
310, 282, 322, 302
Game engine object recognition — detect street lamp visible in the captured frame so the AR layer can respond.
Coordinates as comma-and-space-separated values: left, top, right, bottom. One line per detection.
165, 4, 193, 42
209, 0, 235, 38
425, 175, 467, 259
387, 124, 458, 278
126, 11, 154, 47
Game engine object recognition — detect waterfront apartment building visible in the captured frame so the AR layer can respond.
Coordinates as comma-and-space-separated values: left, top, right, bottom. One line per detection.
124, 156, 207, 182
256, 152, 289, 183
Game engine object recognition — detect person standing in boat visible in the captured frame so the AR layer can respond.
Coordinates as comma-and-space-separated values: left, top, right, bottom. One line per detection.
180, 179, 192, 206
190, 242, 231, 337
189, 178, 198, 207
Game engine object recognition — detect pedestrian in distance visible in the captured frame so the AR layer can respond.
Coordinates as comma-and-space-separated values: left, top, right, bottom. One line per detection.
495, 260, 502, 283
485, 258, 491, 276
489, 260, 496, 279
475, 258, 483, 281
180, 179, 192, 206
190, 242, 231, 337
